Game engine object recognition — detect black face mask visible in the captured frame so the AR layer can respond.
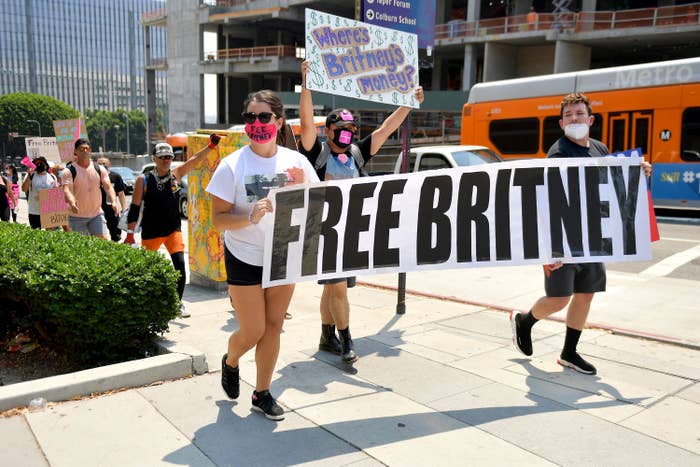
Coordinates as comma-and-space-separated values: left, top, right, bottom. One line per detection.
331, 127, 355, 149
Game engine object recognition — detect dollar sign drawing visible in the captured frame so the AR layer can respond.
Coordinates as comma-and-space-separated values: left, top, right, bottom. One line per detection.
407, 39, 414, 56
355, 89, 361, 98
311, 11, 317, 26
310, 63, 324, 87
344, 79, 352, 92
392, 32, 398, 41
331, 80, 337, 90
335, 17, 340, 27
402, 94, 407, 105
375, 30, 384, 46
392, 92, 399, 104
378, 94, 384, 102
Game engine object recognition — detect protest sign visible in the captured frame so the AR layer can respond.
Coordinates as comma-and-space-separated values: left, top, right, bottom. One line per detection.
52, 118, 87, 163
39, 187, 69, 229
25, 137, 60, 163
305, 8, 419, 108
263, 157, 652, 287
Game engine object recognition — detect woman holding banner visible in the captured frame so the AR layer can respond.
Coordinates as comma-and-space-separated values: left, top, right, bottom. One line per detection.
206, 90, 319, 421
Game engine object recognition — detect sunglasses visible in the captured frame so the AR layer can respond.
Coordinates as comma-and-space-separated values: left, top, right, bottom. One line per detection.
157, 155, 174, 160
241, 111, 276, 124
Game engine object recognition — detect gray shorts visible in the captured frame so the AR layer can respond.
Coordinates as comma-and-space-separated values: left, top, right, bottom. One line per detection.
69, 213, 108, 236
318, 277, 356, 288
543, 263, 606, 297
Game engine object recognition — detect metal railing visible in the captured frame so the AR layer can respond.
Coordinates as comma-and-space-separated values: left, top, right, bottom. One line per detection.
141, 8, 166, 22
204, 45, 298, 61
435, 3, 700, 40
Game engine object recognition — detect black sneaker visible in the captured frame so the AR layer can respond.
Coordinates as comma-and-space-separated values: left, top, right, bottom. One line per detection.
558, 352, 597, 375
221, 354, 240, 399
251, 390, 284, 421
510, 311, 533, 356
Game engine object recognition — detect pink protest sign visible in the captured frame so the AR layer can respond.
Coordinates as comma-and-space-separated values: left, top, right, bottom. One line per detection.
39, 187, 69, 229
52, 118, 87, 163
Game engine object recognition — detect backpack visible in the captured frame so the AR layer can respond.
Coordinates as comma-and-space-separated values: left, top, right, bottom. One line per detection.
314, 141, 368, 178
68, 161, 102, 183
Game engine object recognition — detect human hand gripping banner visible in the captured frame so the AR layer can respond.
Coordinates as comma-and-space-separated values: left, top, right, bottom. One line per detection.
304, 8, 420, 108
262, 157, 652, 287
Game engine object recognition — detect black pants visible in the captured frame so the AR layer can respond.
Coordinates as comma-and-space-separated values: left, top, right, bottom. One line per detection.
103, 205, 121, 242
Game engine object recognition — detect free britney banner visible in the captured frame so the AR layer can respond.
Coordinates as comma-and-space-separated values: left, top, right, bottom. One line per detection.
304, 8, 420, 108
262, 156, 652, 287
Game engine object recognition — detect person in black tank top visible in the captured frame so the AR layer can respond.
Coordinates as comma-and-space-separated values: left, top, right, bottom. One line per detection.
126, 135, 222, 316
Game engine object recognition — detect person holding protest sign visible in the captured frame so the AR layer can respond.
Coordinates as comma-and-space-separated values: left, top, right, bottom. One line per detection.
207, 90, 319, 421
97, 157, 127, 242
127, 138, 218, 317
22, 156, 60, 229
61, 139, 118, 238
299, 59, 424, 364
510, 92, 652, 375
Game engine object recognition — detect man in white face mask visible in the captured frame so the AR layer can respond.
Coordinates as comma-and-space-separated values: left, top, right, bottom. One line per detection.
510, 92, 651, 376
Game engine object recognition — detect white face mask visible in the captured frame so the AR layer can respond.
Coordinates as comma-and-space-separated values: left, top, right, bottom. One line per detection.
564, 123, 589, 140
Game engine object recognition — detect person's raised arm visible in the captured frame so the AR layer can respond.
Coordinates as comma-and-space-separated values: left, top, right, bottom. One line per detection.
299, 60, 317, 153
173, 134, 220, 180
370, 86, 424, 155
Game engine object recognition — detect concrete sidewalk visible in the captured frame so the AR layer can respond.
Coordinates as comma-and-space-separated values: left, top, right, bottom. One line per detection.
3, 279, 699, 466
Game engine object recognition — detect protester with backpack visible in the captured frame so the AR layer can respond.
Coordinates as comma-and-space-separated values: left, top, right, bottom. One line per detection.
126, 136, 220, 318
21, 156, 60, 229
299, 60, 424, 364
61, 139, 118, 238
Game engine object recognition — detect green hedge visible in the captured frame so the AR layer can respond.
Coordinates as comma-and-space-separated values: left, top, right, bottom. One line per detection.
0, 222, 180, 364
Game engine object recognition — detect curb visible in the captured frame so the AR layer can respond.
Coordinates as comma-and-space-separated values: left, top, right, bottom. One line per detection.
357, 281, 700, 351
0, 350, 207, 412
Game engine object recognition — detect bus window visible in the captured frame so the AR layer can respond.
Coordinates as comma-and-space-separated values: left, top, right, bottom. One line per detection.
489, 118, 539, 154
632, 112, 651, 156
681, 107, 700, 162
542, 116, 560, 153
610, 114, 628, 153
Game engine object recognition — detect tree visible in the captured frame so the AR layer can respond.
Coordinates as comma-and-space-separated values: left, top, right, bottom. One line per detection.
0, 93, 80, 158
84, 108, 157, 155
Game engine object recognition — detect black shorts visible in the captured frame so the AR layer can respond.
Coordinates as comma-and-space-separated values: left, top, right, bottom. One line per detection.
543, 262, 606, 297
318, 276, 356, 287
224, 247, 263, 286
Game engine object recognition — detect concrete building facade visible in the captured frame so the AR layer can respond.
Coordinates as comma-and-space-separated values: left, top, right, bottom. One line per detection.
145, 0, 700, 141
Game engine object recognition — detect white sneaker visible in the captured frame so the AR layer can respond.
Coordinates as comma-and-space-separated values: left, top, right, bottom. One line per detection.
179, 304, 191, 318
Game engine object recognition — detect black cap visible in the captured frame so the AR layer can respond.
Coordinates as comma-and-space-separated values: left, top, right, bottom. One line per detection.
326, 108, 356, 128
74, 138, 91, 150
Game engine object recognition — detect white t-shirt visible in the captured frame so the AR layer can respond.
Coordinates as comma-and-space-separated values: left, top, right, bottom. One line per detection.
206, 145, 320, 266
27, 173, 59, 215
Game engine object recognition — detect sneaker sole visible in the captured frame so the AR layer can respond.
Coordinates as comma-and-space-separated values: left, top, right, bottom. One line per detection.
509, 311, 529, 357
557, 358, 596, 375
251, 406, 285, 421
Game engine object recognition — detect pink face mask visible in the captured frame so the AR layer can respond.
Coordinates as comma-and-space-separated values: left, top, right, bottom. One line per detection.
245, 122, 277, 144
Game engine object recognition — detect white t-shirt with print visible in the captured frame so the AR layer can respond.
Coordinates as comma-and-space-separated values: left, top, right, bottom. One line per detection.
27, 173, 59, 215
206, 145, 320, 266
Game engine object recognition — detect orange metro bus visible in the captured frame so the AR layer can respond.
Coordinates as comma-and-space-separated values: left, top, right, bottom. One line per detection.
461, 57, 700, 209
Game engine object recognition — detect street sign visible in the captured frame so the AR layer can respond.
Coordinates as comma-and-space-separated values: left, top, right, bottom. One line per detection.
362, 0, 435, 49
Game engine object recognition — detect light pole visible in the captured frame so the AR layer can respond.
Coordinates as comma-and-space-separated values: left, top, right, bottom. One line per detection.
26, 119, 41, 137
114, 125, 120, 152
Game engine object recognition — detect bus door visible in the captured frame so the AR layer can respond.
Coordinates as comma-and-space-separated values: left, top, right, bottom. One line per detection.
631, 111, 652, 160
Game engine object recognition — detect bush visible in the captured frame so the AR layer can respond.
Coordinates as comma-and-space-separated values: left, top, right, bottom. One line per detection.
0, 223, 180, 365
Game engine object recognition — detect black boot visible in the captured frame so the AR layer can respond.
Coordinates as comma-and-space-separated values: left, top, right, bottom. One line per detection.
338, 327, 358, 364
319, 324, 342, 355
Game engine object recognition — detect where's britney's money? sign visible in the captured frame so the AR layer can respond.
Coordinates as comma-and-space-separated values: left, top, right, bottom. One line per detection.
304, 8, 419, 108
